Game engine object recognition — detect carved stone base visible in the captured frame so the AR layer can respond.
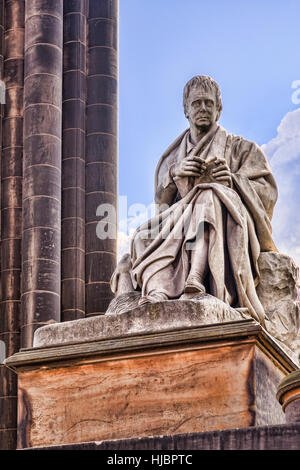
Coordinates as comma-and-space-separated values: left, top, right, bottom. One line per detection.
5, 300, 298, 449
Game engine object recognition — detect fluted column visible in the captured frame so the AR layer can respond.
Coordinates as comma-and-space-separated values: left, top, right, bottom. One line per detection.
21, 0, 63, 347
85, 0, 118, 316
0, 0, 24, 450
61, 0, 87, 322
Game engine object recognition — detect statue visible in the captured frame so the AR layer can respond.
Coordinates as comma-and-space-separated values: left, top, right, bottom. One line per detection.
109, 75, 299, 356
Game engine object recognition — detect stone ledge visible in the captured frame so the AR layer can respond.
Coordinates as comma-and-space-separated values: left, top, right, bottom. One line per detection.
24, 423, 300, 450
277, 370, 300, 404
5, 296, 299, 372
4, 318, 298, 373
32, 295, 250, 348
5, 319, 255, 370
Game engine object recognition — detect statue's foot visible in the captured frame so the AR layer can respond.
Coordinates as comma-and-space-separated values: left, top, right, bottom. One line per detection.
184, 275, 206, 294
139, 292, 169, 306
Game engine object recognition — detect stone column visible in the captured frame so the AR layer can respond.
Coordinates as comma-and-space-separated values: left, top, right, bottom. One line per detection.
86, 0, 118, 316
277, 371, 300, 423
21, 0, 63, 348
61, 0, 87, 321
0, 0, 3, 131
0, 0, 24, 449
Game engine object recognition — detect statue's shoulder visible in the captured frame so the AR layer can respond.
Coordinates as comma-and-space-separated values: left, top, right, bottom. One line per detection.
227, 131, 264, 155
155, 129, 189, 187
160, 128, 189, 161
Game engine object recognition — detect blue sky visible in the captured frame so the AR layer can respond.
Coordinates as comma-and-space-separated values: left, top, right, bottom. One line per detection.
119, 0, 300, 264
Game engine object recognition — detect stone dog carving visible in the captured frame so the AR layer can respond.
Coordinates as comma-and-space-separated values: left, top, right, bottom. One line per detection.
109, 75, 299, 357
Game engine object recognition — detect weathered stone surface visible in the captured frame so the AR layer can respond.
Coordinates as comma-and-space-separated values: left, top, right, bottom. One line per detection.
61, 1, 87, 321
85, 0, 118, 316
0, 0, 24, 451
257, 252, 300, 356
16, 340, 286, 448
7, 310, 297, 449
26, 423, 300, 450
33, 295, 250, 348
106, 291, 141, 315
22, 0, 63, 348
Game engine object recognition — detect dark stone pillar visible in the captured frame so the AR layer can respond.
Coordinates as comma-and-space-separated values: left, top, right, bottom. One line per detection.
21, 0, 63, 348
86, 0, 118, 316
61, 0, 87, 322
0, 0, 24, 449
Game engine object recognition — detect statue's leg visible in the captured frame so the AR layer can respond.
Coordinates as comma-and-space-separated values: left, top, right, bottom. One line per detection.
138, 263, 174, 305
184, 223, 209, 293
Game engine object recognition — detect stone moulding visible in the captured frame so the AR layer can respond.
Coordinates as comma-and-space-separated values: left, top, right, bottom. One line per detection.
277, 370, 300, 423
5, 296, 299, 372
5, 318, 255, 370
4, 317, 298, 374
23, 423, 300, 451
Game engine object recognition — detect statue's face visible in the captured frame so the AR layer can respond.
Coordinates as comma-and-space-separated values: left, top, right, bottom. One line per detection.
186, 87, 218, 129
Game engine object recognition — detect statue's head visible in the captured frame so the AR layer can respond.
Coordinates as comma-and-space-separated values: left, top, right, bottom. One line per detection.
183, 76, 223, 129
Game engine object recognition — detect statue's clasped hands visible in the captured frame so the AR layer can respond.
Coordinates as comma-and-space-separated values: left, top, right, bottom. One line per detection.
171, 155, 207, 178
171, 155, 232, 187
210, 157, 232, 187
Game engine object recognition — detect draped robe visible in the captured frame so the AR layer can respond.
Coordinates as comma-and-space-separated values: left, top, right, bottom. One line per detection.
130, 125, 278, 325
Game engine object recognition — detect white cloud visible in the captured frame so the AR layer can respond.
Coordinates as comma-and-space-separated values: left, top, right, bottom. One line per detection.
262, 108, 300, 266
117, 229, 133, 260
262, 108, 300, 168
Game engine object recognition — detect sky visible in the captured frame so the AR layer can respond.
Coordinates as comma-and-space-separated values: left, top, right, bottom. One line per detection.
118, 0, 300, 265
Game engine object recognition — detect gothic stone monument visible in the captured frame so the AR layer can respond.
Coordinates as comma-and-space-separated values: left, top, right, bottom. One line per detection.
5, 75, 300, 449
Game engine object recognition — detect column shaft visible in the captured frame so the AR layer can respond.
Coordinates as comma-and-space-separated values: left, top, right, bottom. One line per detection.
21, 0, 63, 347
61, 0, 87, 321
86, 0, 118, 316
0, 0, 24, 450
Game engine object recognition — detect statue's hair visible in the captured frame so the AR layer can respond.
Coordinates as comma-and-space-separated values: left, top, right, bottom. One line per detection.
183, 75, 223, 119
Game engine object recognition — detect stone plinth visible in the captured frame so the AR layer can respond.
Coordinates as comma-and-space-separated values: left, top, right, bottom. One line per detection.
5, 297, 298, 449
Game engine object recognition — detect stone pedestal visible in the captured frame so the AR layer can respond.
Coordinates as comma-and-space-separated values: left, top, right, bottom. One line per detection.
5, 297, 298, 449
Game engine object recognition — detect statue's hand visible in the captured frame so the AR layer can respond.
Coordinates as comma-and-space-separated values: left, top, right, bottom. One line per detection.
172, 156, 206, 179
211, 158, 232, 187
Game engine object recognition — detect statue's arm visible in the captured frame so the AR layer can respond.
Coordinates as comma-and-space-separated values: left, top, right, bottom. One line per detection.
154, 159, 178, 207
155, 176, 177, 206
232, 140, 278, 220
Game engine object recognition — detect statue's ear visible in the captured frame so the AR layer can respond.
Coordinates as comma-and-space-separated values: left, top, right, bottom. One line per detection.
216, 107, 222, 121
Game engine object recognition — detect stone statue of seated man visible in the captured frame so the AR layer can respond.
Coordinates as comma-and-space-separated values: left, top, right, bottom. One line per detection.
109, 75, 299, 355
